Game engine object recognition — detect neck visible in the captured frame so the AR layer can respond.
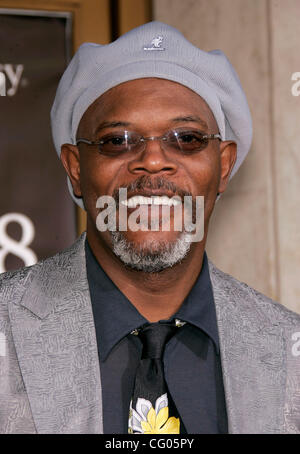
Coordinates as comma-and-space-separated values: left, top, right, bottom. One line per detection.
86, 228, 207, 322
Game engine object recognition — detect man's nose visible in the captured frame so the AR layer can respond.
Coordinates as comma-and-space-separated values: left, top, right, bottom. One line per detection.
127, 139, 178, 175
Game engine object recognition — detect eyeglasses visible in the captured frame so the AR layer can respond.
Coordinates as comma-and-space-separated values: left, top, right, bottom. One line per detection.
76, 128, 221, 156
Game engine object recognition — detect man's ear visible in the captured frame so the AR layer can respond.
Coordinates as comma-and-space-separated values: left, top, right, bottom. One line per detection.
60, 144, 82, 197
218, 141, 237, 194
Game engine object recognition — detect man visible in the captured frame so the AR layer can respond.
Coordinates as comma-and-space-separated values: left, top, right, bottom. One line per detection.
0, 21, 299, 434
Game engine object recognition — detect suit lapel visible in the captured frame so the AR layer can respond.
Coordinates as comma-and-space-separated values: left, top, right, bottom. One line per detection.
209, 261, 286, 433
7, 233, 287, 434
8, 233, 103, 434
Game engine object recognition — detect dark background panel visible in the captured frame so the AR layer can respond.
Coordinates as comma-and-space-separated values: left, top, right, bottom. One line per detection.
0, 12, 76, 271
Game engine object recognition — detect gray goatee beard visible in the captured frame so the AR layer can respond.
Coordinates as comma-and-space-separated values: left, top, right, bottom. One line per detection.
110, 231, 192, 273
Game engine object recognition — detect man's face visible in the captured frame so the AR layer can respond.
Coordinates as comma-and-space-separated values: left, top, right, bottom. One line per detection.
61, 78, 236, 271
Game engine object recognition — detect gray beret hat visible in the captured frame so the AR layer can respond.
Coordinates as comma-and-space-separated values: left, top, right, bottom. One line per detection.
51, 21, 252, 210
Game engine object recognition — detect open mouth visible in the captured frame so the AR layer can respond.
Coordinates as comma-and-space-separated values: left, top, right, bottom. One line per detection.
120, 194, 182, 208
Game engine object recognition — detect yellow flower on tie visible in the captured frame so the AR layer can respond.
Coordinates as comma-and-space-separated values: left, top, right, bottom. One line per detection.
128, 394, 181, 434
140, 406, 180, 434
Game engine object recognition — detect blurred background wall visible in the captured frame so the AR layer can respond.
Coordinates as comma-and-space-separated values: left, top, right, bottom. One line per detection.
154, 0, 300, 314
0, 0, 299, 314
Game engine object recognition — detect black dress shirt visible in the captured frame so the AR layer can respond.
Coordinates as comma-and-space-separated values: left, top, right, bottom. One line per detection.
85, 240, 228, 434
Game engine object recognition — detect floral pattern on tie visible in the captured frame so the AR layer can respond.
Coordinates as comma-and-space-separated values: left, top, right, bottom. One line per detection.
128, 393, 180, 434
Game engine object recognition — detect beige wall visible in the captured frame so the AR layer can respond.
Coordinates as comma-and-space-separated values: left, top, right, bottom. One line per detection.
154, 0, 300, 313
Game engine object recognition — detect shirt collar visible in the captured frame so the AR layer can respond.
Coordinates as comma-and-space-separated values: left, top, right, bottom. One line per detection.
172, 251, 220, 353
85, 239, 219, 361
85, 240, 147, 361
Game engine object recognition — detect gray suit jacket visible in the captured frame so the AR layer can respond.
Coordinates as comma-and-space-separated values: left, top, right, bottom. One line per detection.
0, 232, 299, 434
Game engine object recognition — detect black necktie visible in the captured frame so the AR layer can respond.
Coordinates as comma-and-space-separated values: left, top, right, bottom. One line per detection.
128, 321, 186, 434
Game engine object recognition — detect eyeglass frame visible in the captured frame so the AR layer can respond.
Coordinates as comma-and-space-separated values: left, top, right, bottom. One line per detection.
76, 129, 222, 155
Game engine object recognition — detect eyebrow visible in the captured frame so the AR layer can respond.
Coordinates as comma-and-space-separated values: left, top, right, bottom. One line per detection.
94, 121, 131, 135
170, 116, 209, 130
94, 115, 209, 135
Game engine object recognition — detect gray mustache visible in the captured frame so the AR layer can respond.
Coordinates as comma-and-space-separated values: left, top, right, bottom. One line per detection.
112, 175, 192, 204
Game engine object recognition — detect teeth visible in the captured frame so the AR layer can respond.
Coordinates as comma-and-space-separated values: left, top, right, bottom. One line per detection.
121, 195, 181, 208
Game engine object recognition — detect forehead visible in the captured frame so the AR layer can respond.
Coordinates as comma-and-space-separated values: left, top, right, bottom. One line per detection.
77, 78, 218, 134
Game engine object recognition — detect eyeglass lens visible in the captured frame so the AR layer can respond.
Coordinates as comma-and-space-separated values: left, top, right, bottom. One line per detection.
97, 129, 210, 155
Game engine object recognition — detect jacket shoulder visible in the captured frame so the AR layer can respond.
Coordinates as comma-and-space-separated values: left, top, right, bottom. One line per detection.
0, 266, 33, 306
0, 233, 86, 310
208, 260, 300, 328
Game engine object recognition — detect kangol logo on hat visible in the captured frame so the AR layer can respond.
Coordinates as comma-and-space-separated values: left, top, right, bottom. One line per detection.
143, 35, 165, 51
